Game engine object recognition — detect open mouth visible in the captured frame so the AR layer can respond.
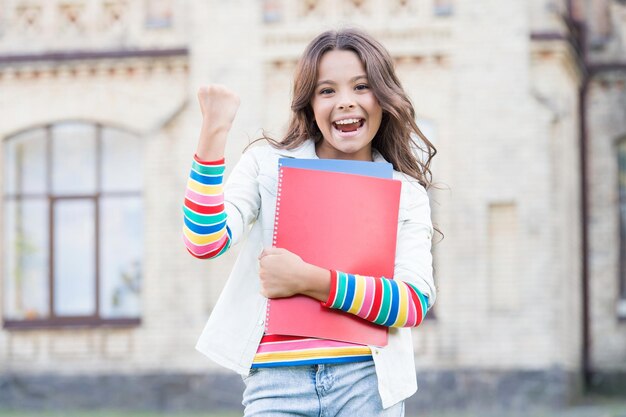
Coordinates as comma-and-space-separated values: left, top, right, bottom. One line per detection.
332, 118, 365, 133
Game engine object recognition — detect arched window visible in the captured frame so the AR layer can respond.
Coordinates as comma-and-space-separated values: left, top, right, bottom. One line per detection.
2, 122, 143, 327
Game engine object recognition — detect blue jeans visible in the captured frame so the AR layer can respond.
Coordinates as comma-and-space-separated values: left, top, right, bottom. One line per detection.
241, 360, 405, 416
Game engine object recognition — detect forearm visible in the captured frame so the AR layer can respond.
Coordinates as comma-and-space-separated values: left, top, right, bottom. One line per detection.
322, 271, 429, 328
183, 85, 241, 259
195, 120, 228, 161
261, 254, 430, 329
183, 156, 232, 259
299, 263, 331, 302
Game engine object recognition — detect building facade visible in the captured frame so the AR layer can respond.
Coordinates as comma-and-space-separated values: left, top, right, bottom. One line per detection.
0, 0, 625, 412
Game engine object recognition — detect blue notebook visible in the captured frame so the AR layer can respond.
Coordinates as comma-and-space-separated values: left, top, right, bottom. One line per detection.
278, 158, 393, 179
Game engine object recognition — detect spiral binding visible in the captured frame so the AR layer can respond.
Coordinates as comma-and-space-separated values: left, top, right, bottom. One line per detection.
272, 164, 284, 248
266, 162, 284, 332
265, 299, 271, 332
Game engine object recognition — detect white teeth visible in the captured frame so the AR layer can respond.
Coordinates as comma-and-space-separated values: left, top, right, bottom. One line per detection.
334, 118, 361, 125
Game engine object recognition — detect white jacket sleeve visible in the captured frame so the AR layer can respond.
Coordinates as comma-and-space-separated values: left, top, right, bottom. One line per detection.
223, 149, 262, 245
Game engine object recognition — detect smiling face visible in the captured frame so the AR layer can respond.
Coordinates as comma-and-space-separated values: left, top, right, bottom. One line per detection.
311, 49, 383, 161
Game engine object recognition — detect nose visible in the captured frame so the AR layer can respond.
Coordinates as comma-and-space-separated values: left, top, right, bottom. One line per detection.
338, 102, 355, 110
337, 91, 356, 110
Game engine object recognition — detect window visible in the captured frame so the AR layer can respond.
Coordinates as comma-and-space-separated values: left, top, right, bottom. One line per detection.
433, 0, 454, 17
262, 0, 283, 23
618, 138, 626, 317
3, 122, 143, 328
145, 0, 173, 29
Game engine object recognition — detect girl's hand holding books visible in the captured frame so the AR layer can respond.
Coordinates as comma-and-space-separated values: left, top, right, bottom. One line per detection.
258, 247, 330, 302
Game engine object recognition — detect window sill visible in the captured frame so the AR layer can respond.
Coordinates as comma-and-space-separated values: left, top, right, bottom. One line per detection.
3, 317, 141, 330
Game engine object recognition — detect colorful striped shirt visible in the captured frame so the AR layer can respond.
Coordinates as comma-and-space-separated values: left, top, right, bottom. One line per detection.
184, 155, 430, 368
251, 335, 372, 368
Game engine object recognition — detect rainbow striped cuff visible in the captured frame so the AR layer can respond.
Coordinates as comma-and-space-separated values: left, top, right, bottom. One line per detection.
322, 270, 429, 328
182, 155, 232, 259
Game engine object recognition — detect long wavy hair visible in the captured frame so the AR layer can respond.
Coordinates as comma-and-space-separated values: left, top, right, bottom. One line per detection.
262, 28, 436, 188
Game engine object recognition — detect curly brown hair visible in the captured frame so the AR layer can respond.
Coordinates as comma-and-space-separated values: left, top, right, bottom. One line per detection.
257, 28, 436, 189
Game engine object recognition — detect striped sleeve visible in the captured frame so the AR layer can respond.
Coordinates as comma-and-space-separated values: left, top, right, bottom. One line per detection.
322, 270, 429, 328
182, 155, 232, 259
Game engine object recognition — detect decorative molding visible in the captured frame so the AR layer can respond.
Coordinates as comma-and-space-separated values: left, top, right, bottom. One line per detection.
0, 58, 188, 83
0, 47, 188, 64
262, 26, 453, 61
530, 37, 583, 85
0, 49, 189, 83
391, 0, 417, 15
530, 32, 569, 42
588, 62, 626, 76
261, 0, 453, 24
0, 0, 182, 54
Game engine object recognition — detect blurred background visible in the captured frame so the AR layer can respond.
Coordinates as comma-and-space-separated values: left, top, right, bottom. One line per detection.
1, 0, 626, 416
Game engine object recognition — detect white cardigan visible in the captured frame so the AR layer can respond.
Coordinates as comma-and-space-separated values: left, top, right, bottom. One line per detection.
194, 139, 436, 408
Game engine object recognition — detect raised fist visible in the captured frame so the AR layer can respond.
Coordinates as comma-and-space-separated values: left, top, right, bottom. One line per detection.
197, 85, 240, 132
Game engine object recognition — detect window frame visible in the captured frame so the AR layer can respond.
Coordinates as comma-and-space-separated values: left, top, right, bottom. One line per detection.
2, 121, 142, 329
617, 137, 626, 319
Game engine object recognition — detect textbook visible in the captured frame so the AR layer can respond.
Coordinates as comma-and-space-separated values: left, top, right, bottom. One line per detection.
265, 160, 401, 347
278, 157, 393, 178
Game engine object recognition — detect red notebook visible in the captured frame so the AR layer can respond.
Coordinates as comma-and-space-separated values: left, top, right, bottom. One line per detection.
266, 166, 401, 347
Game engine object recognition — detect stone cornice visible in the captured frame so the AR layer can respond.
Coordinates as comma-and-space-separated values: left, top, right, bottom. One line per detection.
0, 47, 188, 65
530, 33, 583, 85
261, 25, 453, 62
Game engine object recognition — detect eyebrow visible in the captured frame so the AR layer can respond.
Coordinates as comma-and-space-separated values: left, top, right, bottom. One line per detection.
316, 75, 368, 87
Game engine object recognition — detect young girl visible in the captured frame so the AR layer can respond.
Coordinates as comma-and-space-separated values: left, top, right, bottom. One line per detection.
183, 28, 436, 416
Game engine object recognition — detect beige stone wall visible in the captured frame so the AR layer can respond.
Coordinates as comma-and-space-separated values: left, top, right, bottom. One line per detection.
0, 0, 622, 380
580, 0, 626, 375
587, 72, 626, 371
529, 39, 584, 371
